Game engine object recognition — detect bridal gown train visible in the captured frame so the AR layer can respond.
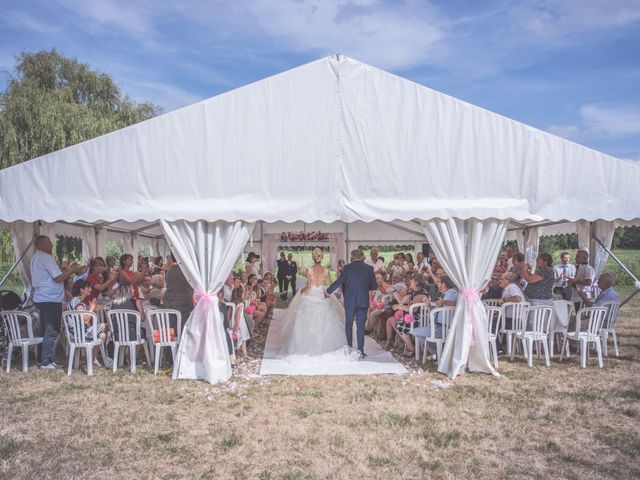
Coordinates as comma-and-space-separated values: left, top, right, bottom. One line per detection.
278, 285, 359, 363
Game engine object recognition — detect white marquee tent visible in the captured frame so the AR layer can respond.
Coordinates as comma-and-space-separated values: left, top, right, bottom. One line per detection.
1, 55, 639, 383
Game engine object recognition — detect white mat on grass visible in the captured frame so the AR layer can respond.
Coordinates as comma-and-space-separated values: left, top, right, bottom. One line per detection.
260, 309, 408, 376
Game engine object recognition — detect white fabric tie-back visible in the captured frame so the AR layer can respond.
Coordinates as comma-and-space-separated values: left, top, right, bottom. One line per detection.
161, 219, 254, 384
422, 218, 507, 379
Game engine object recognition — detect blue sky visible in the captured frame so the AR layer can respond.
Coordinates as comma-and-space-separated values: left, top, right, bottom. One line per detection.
1, 0, 639, 160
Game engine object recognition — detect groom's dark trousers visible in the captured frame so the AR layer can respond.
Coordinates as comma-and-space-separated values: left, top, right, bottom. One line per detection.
327, 259, 377, 354
345, 307, 368, 352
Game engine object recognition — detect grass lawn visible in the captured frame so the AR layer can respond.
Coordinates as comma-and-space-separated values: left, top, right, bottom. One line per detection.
1, 289, 639, 479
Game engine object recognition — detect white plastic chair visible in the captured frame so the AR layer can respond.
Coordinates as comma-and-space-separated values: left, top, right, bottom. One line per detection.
421, 306, 455, 363
62, 310, 108, 376
512, 305, 552, 368
147, 309, 181, 375
481, 299, 501, 307
1, 310, 42, 373
407, 303, 429, 361
549, 300, 572, 357
107, 310, 151, 373
600, 301, 621, 357
484, 306, 502, 369
559, 306, 607, 368
501, 301, 530, 358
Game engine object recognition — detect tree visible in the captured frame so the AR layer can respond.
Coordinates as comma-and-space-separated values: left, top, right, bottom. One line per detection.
0, 49, 160, 168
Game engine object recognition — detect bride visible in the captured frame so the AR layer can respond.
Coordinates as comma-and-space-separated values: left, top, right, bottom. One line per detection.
278, 248, 353, 360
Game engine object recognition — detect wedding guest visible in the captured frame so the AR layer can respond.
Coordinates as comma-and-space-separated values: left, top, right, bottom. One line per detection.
67, 279, 109, 366
223, 273, 234, 303
404, 253, 416, 273
104, 256, 117, 281
31, 235, 82, 369
245, 252, 261, 277
553, 251, 575, 300
505, 243, 517, 270
482, 274, 503, 300
117, 254, 148, 299
164, 252, 194, 327
140, 274, 153, 299
231, 287, 250, 358
427, 251, 436, 267
366, 272, 395, 332
148, 274, 165, 305
386, 273, 429, 355
337, 259, 346, 277
571, 250, 595, 313
519, 253, 555, 305
110, 283, 147, 340
365, 248, 386, 274
276, 252, 287, 300
246, 274, 267, 326
86, 257, 116, 302
415, 252, 429, 274
284, 253, 297, 298
412, 276, 458, 355
582, 272, 619, 308
496, 272, 525, 352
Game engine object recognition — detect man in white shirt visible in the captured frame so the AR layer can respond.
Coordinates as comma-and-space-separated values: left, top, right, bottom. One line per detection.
505, 243, 517, 271
415, 252, 430, 274
30, 236, 82, 369
571, 249, 595, 313
553, 251, 576, 300
365, 248, 386, 274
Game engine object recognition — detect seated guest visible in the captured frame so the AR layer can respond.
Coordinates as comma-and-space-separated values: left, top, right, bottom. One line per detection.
67, 279, 110, 367
140, 274, 153, 299
366, 272, 395, 333
110, 283, 147, 340
148, 274, 165, 305
412, 276, 458, 354
482, 273, 503, 300
104, 256, 117, 281
553, 251, 575, 300
164, 253, 194, 328
86, 257, 117, 302
246, 274, 267, 326
336, 259, 346, 277
519, 253, 555, 305
496, 272, 525, 352
223, 273, 234, 303
582, 272, 619, 307
151, 256, 164, 275
426, 266, 446, 301
231, 287, 250, 358
385, 273, 429, 355
388, 255, 404, 282
510, 252, 527, 290
261, 272, 277, 316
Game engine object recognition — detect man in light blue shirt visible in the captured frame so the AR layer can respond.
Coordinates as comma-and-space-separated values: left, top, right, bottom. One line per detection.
584, 272, 619, 307
30, 236, 80, 369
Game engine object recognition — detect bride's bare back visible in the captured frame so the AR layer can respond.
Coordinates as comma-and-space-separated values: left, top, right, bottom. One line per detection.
307, 264, 326, 288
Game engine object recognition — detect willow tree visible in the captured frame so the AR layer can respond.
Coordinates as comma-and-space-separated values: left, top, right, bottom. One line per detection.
0, 49, 160, 168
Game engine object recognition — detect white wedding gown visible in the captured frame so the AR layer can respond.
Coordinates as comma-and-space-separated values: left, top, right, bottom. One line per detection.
278, 278, 359, 363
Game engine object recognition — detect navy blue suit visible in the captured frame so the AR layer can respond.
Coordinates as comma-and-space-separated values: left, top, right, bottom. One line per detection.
326, 260, 377, 353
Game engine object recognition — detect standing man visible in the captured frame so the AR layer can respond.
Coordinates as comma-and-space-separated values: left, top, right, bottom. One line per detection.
283, 253, 298, 299
365, 248, 386, 275
31, 235, 82, 369
326, 249, 377, 359
276, 252, 287, 300
415, 251, 429, 274
553, 251, 575, 300
571, 250, 595, 313
505, 243, 517, 271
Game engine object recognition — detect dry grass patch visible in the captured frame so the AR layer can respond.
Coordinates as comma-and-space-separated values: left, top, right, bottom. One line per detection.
0, 290, 639, 479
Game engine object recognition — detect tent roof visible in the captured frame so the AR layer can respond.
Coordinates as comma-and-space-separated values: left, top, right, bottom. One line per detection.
0, 55, 638, 226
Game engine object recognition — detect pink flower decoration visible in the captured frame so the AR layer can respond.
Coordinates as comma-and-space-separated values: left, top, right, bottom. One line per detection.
245, 305, 256, 315
404, 313, 413, 324
377, 302, 385, 309
394, 310, 403, 320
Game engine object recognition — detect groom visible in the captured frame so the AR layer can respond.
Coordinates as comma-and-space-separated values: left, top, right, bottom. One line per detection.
326, 249, 377, 359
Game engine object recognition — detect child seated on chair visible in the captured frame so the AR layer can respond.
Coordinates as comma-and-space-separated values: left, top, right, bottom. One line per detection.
67, 279, 109, 367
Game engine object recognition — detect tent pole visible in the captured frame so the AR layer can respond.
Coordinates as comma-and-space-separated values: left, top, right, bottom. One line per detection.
594, 238, 640, 284
620, 289, 640, 308
0, 236, 36, 288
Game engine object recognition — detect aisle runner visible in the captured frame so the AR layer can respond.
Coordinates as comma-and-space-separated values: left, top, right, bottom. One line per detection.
260, 309, 408, 376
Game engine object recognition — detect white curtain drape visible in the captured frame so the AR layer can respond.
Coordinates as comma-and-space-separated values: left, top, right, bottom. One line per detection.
9, 220, 37, 295
262, 234, 278, 275
576, 220, 591, 252
81, 226, 97, 263
95, 228, 107, 259
593, 220, 616, 278
161, 219, 254, 384
422, 218, 508, 379
131, 234, 141, 258
523, 227, 539, 272
122, 232, 134, 256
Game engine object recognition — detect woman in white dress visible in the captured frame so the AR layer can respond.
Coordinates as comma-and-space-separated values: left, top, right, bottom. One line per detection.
278, 248, 352, 360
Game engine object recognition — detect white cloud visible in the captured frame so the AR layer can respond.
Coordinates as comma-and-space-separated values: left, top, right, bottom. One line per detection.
580, 105, 640, 137
547, 104, 640, 142
0, 10, 61, 34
